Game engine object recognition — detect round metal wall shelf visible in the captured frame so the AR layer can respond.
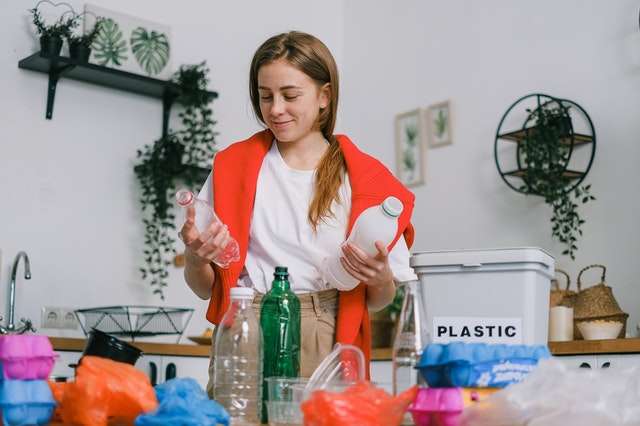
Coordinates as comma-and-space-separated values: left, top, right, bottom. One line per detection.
494, 93, 596, 195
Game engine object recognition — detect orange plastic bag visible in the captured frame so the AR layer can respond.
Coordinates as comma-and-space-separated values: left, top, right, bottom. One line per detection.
47, 381, 67, 423
60, 355, 158, 426
301, 381, 417, 426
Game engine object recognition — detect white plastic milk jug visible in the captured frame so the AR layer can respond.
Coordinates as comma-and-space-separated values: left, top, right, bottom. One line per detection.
323, 196, 403, 291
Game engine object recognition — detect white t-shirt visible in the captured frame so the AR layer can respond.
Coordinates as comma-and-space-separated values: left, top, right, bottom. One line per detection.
198, 141, 417, 294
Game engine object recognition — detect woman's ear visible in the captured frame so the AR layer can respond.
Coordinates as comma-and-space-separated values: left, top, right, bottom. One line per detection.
319, 83, 331, 109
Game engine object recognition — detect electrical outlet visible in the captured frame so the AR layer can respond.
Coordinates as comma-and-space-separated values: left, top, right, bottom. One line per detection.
60, 308, 78, 329
41, 307, 78, 329
42, 307, 61, 329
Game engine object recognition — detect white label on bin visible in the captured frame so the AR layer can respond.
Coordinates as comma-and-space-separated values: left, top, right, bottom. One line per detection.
432, 317, 523, 344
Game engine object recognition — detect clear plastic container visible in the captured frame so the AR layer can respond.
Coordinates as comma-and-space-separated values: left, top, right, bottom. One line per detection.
175, 188, 240, 268
265, 377, 308, 426
213, 287, 263, 424
304, 343, 366, 396
323, 196, 404, 291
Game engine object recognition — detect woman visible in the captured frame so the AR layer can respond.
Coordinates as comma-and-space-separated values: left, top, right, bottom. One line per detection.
179, 31, 417, 394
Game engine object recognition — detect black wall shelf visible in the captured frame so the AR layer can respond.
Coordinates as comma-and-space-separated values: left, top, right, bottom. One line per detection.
18, 52, 218, 138
494, 93, 596, 195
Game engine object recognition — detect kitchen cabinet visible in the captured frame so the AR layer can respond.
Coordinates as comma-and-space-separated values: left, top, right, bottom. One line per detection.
49, 349, 210, 389
553, 355, 598, 369
370, 361, 392, 393
554, 354, 640, 369
596, 354, 640, 369
549, 338, 640, 369
50, 350, 81, 380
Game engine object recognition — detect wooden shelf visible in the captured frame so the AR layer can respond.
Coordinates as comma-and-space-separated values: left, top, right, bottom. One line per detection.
371, 347, 392, 361
502, 169, 584, 179
49, 337, 396, 360
18, 52, 218, 137
49, 337, 210, 357
498, 126, 593, 146
548, 338, 640, 355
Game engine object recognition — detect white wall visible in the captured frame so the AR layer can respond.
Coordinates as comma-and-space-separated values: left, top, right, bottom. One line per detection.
2, 0, 639, 342
0, 0, 344, 339
342, 0, 640, 333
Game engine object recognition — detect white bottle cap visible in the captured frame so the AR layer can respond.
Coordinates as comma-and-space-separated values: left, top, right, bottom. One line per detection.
230, 286, 255, 299
382, 196, 403, 217
175, 189, 194, 207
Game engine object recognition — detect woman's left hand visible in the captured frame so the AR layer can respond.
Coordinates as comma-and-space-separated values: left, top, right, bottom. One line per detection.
340, 241, 394, 288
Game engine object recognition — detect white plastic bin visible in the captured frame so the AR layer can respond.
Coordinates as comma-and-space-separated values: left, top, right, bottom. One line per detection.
410, 247, 554, 345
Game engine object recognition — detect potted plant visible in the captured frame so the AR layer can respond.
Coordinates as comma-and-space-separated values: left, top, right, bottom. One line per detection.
520, 103, 595, 260
30, 5, 78, 57
134, 62, 217, 299
67, 16, 104, 63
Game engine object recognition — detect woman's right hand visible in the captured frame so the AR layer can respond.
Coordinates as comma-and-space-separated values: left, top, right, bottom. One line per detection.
179, 205, 231, 267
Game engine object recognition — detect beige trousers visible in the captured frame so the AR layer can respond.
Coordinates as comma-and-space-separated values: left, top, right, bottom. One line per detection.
206, 289, 338, 398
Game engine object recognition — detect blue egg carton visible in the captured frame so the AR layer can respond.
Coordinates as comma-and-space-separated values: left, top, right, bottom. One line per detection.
0, 380, 56, 426
416, 342, 550, 388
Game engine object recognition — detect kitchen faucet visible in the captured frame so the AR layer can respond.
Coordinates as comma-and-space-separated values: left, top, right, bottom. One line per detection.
0, 251, 36, 334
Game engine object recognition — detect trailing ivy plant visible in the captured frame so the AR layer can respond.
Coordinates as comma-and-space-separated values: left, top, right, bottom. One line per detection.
30, 4, 78, 39
134, 62, 217, 299
67, 16, 104, 47
520, 104, 595, 260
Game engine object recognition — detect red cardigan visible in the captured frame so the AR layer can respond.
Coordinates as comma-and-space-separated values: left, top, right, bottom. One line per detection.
206, 129, 415, 372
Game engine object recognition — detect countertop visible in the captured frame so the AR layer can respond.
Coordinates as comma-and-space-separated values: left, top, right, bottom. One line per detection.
548, 338, 640, 355
49, 337, 393, 360
49, 337, 640, 360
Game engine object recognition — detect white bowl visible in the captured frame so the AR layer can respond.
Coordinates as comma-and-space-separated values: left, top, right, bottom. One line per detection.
577, 320, 623, 340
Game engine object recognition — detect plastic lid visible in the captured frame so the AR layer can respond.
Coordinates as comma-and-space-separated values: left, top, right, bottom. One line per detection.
382, 196, 403, 217
175, 189, 194, 207
305, 343, 365, 394
230, 287, 254, 299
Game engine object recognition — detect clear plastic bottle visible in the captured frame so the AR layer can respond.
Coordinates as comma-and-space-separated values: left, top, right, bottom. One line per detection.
213, 286, 263, 425
323, 196, 404, 291
392, 279, 429, 425
175, 188, 240, 268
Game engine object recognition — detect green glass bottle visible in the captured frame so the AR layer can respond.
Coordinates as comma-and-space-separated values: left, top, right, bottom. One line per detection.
260, 266, 301, 423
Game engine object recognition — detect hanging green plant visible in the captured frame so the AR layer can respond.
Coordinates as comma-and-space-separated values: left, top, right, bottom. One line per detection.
519, 104, 595, 260
30, 2, 77, 39
29, 1, 78, 57
134, 62, 217, 299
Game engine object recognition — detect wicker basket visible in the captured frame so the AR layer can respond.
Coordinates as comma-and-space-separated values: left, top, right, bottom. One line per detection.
549, 269, 576, 308
573, 264, 628, 339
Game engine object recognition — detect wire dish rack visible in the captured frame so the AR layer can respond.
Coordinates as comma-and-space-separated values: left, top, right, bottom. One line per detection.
74, 306, 194, 342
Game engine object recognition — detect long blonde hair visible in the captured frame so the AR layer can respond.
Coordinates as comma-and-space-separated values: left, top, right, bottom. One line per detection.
249, 31, 345, 231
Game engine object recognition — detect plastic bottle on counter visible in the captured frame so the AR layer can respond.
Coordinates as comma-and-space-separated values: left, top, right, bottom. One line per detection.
323, 196, 404, 291
392, 279, 429, 425
260, 266, 301, 424
175, 188, 240, 268
212, 286, 263, 425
